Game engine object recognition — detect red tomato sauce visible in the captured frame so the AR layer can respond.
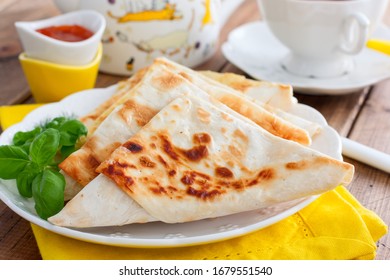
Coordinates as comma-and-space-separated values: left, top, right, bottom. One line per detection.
36, 25, 94, 42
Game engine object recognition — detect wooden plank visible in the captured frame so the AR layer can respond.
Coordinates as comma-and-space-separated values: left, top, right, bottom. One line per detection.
0, 0, 60, 105
0, 0, 15, 12
0, 0, 60, 58
0, 206, 41, 260
95, 73, 127, 88
0, 57, 30, 105
295, 90, 370, 137
345, 79, 390, 260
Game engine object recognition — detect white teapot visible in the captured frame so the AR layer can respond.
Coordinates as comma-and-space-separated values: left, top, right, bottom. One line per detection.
53, 0, 243, 75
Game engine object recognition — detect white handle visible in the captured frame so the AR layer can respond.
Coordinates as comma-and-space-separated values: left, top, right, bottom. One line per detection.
339, 12, 370, 55
342, 137, 390, 174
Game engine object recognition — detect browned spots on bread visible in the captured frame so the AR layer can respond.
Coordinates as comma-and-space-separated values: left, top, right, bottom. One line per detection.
149, 186, 167, 195
120, 99, 158, 127
160, 135, 179, 160
157, 155, 168, 167
186, 186, 222, 200
171, 104, 181, 112
229, 80, 253, 93
192, 171, 211, 180
247, 168, 275, 186
193, 133, 211, 145
228, 145, 243, 158
233, 129, 248, 143
181, 174, 194, 185
196, 107, 211, 124
150, 143, 157, 149
259, 168, 274, 180
100, 161, 135, 193
286, 157, 353, 178
168, 186, 178, 192
286, 160, 308, 170
279, 84, 291, 90
180, 145, 209, 162
139, 156, 156, 168
152, 71, 183, 90
215, 167, 234, 178
159, 133, 209, 162
178, 71, 193, 83
123, 141, 143, 153
87, 154, 100, 171
232, 180, 245, 190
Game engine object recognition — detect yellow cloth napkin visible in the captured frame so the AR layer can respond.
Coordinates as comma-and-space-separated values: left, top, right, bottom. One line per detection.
0, 104, 388, 260
0, 104, 42, 129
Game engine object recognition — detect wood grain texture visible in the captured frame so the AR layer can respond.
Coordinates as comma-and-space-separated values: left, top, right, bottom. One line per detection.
346, 79, 390, 260
0, 0, 389, 260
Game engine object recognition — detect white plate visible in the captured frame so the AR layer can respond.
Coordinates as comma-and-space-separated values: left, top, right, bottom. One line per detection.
0, 87, 341, 248
222, 21, 390, 95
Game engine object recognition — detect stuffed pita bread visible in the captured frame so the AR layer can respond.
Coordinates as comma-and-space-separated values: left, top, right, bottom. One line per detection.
50, 96, 353, 227
85, 58, 318, 140
60, 63, 311, 188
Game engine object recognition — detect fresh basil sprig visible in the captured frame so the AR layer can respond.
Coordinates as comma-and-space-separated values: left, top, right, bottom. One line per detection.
0, 117, 87, 220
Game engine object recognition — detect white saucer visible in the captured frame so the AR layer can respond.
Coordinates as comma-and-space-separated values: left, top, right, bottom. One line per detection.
222, 21, 390, 95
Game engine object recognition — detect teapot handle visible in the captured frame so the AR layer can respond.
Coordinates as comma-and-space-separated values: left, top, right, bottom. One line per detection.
53, 0, 80, 13
220, 0, 245, 26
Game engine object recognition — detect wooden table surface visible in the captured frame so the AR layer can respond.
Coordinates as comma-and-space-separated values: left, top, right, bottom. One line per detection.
1, 0, 390, 260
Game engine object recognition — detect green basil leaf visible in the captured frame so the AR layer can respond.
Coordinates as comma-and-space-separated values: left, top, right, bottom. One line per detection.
29, 128, 60, 166
12, 127, 42, 146
59, 119, 87, 146
19, 140, 33, 154
16, 162, 40, 198
32, 169, 65, 220
0, 145, 30, 179
42, 117, 67, 130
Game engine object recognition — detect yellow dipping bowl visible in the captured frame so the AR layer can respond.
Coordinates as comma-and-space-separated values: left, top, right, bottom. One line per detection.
19, 43, 102, 103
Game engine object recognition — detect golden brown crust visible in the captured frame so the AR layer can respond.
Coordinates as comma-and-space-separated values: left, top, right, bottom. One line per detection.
217, 95, 310, 145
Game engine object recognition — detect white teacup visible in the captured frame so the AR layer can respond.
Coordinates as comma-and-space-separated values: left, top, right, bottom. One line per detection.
257, 0, 389, 78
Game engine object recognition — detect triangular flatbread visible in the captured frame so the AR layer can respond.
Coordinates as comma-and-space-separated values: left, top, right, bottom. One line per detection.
60, 62, 311, 188
49, 96, 353, 227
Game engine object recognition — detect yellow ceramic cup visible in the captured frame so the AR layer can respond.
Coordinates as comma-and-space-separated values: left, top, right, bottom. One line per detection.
19, 43, 102, 103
